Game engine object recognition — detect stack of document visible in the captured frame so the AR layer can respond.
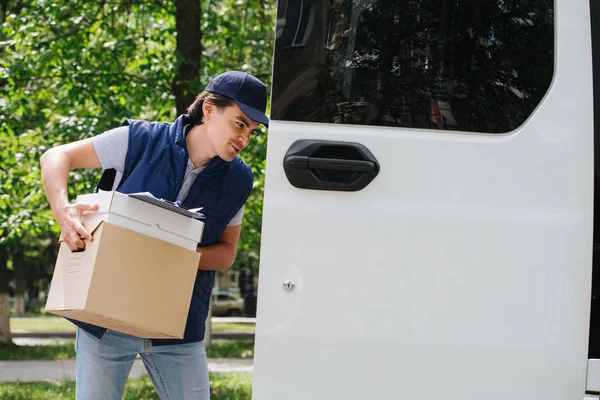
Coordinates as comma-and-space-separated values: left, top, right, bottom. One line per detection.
128, 192, 205, 220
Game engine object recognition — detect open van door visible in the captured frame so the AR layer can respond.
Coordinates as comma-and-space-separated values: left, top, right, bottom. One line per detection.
587, 0, 600, 397
253, 0, 595, 399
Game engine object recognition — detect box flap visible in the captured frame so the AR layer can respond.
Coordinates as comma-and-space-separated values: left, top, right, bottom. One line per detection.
84, 219, 104, 235
58, 219, 104, 243
76, 190, 115, 215
57, 191, 115, 243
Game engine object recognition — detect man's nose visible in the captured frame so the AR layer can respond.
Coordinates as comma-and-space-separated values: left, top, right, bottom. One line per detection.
238, 133, 250, 147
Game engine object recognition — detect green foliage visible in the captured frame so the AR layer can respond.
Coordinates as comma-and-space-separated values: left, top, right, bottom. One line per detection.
210, 373, 253, 399
0, 374, 253, 399
122, 377, 161, 400
236, 125, 267, 273
206, 340, 254, 359
0, 127, 57, 242
0, 380, 75, 400
0, 0, 276, 300
211, 322, 256, 333
0, 343, 75, 360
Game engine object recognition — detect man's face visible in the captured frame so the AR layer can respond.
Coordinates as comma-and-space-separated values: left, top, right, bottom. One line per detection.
205, 103, 261, 161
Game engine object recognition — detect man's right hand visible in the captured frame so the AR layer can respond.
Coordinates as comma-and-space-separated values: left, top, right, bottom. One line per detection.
40, 139, 103, 251
56, 203, 99, 251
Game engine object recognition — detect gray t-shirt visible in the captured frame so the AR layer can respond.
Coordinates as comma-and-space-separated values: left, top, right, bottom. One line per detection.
91, 126, 244, 226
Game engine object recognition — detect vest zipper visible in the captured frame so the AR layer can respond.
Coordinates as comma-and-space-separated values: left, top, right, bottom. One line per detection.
172, 153, 187, 201
173, 123, 193, 202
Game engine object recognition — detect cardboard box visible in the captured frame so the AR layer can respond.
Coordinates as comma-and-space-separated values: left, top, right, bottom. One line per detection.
46, 191, 204, 339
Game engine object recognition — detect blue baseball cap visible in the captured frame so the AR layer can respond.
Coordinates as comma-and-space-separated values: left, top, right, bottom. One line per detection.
205, 71, 269, 127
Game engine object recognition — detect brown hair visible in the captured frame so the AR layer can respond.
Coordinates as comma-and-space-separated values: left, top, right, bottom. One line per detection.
187, 91, 236, 125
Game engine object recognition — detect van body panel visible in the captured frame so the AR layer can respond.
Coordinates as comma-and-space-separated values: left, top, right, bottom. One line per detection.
253, 0, 595, 399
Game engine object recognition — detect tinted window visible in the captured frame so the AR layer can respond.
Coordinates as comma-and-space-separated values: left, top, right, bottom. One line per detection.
271, 0, 554, 133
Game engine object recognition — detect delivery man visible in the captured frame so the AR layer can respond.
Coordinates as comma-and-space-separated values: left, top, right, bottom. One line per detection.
40, 71, 268, 399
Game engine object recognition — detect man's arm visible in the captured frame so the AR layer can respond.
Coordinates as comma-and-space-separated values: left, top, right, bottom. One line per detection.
40, 139, 102, 251
197, 225, 241, 271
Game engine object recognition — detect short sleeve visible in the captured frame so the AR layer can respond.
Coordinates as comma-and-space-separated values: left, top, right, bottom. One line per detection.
228, 206, 244, 226
90, 126, 129, 172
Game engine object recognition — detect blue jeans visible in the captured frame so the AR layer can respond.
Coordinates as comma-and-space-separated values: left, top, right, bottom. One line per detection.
75, 327, 209, 400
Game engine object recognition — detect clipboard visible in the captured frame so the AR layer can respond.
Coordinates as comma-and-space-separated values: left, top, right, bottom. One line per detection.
128, 192, 205, 220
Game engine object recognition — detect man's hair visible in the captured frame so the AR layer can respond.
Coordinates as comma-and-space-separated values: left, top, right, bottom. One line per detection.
187, 91, 236, 124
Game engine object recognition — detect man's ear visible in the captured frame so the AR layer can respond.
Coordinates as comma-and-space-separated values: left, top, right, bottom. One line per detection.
202, 100, 214, 120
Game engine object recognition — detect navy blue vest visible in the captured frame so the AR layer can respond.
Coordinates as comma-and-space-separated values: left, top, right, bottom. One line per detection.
73, 114, 253, 345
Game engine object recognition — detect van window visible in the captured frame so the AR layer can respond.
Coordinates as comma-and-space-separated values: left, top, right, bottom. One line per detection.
271, 0, 554, 133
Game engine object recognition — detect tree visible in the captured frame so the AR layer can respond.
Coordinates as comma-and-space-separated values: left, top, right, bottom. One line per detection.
174, 0, 202, 115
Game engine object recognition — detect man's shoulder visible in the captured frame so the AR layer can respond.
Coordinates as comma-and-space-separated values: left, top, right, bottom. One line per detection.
232, 156, 253, 176
229, 157, 254, 189
123, 119, 173, 145
122, 118, 171, 130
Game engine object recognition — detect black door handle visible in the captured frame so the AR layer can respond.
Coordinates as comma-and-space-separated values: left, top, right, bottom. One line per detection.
283, 140, 380, 191
285, 156, 377, 173
309, 157, 377, 173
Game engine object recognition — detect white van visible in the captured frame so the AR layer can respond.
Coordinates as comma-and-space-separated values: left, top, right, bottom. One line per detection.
252, 0, 599, 399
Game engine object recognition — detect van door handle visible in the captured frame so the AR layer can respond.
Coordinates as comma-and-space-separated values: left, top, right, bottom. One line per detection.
285, 156, 377, 173
283, 140, 380, 191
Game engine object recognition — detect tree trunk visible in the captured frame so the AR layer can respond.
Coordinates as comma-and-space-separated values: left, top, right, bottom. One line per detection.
173, 0, 202, 116
0, 242, 13, 346
0, 0, 9, 25
173, 0, 206, 344
13, 250, 25, 317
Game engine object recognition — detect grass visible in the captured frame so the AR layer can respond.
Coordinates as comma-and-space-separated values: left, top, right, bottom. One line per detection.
10, 311, 57, 318
10, 319, 75, 332
0, 373, 252, 399
209, 373, 253, 399
211, 323, 255, 332
0, 340, 254, 361
0, 344, 75, 361
206, 340, 254, 359
10, 318, 255, 333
